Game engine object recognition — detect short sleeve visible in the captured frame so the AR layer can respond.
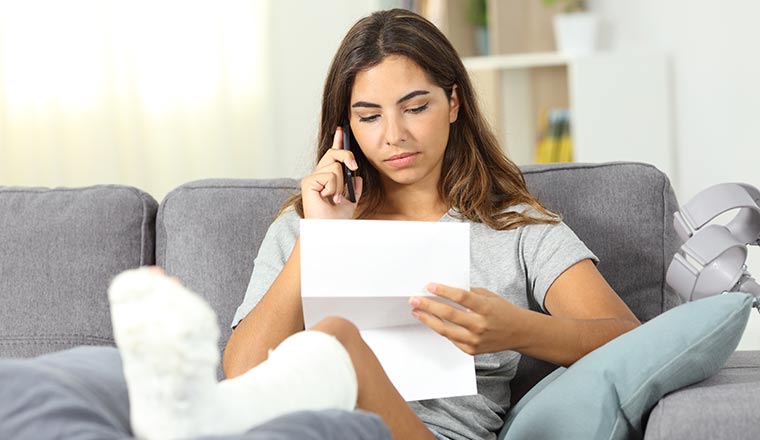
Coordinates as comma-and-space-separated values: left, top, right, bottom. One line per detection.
230, 209, 300, 328
521, 221, 598, 313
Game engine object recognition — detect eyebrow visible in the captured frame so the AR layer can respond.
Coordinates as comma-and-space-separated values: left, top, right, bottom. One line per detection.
351, 90, 430, 108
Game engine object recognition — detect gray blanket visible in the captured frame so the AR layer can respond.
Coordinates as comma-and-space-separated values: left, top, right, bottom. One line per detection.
0, 346, 390, 440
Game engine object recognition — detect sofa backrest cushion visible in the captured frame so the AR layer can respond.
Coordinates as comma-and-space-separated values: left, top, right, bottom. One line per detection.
512, 162, 682, 405
156, 163, 681, 386
156, 179, 299, 355
0, 185, 157, 358
522, 162, 681, 320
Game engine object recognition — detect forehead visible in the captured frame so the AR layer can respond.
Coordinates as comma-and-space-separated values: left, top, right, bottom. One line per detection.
351, 55, 438, 101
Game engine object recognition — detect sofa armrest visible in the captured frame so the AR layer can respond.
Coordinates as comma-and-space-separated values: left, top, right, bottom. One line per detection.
645, 350, 760, 440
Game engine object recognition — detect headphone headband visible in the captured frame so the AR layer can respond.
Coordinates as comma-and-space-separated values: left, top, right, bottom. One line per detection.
674, 183, 760, 245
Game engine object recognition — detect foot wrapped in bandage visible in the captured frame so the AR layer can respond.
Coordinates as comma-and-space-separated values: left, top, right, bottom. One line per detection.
109, 267, 358, 440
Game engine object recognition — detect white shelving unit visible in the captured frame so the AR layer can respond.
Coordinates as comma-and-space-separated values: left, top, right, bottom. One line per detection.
463, 52, 568, 70
462, 51, 675, 178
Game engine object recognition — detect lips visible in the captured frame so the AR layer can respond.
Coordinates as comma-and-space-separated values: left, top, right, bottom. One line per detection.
384, 152, 419, 168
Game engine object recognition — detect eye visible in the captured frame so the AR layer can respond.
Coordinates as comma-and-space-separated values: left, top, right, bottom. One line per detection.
359, 114, 380, 123
407, 103, 429, 114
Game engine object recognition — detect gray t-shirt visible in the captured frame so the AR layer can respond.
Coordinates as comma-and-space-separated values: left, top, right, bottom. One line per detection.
231, 206, 597, 440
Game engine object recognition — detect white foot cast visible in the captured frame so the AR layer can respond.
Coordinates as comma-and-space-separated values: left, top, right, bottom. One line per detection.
109, 268, 358, 440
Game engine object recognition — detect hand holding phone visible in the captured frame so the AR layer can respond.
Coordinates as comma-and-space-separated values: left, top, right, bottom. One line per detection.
342, 123, 357, 203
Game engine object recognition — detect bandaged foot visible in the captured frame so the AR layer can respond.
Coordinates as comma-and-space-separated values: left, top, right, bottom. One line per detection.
109, 268, 358, 440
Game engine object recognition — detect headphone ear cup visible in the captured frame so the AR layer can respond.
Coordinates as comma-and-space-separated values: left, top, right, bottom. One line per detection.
692, 245, 746, 300
667, 225, 748, 302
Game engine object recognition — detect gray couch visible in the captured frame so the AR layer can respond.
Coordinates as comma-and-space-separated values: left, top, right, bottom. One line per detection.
1, 161, 758, 439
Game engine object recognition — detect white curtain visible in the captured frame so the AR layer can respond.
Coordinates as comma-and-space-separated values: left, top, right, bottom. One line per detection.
0, 0, 270, 200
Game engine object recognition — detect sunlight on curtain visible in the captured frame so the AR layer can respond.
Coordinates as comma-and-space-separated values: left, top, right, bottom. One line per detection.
0, 0, 270, 200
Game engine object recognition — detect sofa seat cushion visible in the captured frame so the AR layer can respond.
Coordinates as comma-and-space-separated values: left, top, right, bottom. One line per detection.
0, 185, 157, 358
644, 350, 760, 440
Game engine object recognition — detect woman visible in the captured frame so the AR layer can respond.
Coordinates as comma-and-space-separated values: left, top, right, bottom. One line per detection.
223, 8, 639, 440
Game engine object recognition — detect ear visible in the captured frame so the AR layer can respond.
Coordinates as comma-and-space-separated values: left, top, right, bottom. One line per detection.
449, 84, 460, 123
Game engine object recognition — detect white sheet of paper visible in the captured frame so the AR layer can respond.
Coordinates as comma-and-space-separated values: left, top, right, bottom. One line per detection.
300, 219, 477, 401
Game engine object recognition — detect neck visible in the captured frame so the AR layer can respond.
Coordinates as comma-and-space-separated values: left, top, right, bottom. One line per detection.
372, 180, 449, 222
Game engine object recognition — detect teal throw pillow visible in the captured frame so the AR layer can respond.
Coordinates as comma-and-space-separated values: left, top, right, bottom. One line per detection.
499, 292, 753, 440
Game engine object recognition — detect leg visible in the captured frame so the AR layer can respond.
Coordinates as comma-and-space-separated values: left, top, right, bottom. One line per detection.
214, 330, 358, 431
310, 317, 436, 440
109, 268, 360, 439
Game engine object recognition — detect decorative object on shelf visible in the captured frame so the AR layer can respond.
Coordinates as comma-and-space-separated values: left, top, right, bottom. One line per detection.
666, 182, 760, 310
468, 0, 489, 56
534, 109, 572, 164
542, 0, 599, 55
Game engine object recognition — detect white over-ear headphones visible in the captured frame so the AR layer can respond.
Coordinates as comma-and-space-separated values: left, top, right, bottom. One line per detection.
666, 183, 760, 304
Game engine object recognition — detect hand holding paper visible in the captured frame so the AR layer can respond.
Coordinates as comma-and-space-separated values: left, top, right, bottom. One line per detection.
411, 284, 522, 356
300, 219, 477, 401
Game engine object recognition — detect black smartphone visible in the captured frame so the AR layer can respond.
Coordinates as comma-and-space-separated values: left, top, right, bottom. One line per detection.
342, 123, 357, 203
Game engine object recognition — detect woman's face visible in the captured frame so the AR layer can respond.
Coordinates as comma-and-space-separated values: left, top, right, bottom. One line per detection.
349, 55, 459, 191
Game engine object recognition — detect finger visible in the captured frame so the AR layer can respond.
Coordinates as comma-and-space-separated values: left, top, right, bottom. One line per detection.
426, 283, 484, 312
330, 126, 343, 150
471, 287, 496, 298
410, 296, 478, 328
324, 162, 344, 203
316, 148, 358, 172
302, 172, 337, 200
318, 174, 338, 200
412, 308, 473, 346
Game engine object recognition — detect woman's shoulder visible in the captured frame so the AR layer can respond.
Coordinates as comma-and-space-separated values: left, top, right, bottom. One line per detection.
273, 205, 300, 223
498, 202, 534, 215
445, 203, 558, 226
266, 206, 301, 237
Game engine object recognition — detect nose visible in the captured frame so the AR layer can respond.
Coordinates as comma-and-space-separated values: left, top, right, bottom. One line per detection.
384, 113, 407, 146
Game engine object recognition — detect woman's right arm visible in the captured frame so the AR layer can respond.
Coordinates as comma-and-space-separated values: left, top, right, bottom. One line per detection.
223, 127, 361, 378
222, 236, 304, 378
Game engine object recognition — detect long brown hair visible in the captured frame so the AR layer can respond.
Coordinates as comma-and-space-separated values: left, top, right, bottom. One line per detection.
281, 8, 558, 230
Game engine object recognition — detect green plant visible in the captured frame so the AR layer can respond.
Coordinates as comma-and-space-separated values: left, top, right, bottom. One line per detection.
542, 0, 586, 13
468, 0, 487, 27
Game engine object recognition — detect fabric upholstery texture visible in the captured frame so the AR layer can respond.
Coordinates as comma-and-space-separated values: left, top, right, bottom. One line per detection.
644, 350, 760, 440
0, 185, 157, 358
499, 292, 753, 440
156, 179, 299, 357
0, 346, 391, 440
0, 346, 131, 440
522, 162, 681, 320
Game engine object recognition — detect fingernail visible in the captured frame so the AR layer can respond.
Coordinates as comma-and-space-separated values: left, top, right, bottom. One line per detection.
411, 309, 420, 319
350, 160, 358, 170
409, 297, 420, 307
426, 283, 436, 293
333, 193, 342, 203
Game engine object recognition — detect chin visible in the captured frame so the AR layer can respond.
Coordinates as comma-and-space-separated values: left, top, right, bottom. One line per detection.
384, 169, 432, 187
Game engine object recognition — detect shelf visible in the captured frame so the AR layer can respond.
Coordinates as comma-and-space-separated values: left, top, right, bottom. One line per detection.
462, 52, 569, 71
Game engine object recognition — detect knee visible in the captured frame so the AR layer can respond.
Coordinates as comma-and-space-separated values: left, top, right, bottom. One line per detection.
310, 316, 362, 348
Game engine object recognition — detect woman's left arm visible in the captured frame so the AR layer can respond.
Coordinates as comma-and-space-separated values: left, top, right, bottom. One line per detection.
410, 259, 640, 366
